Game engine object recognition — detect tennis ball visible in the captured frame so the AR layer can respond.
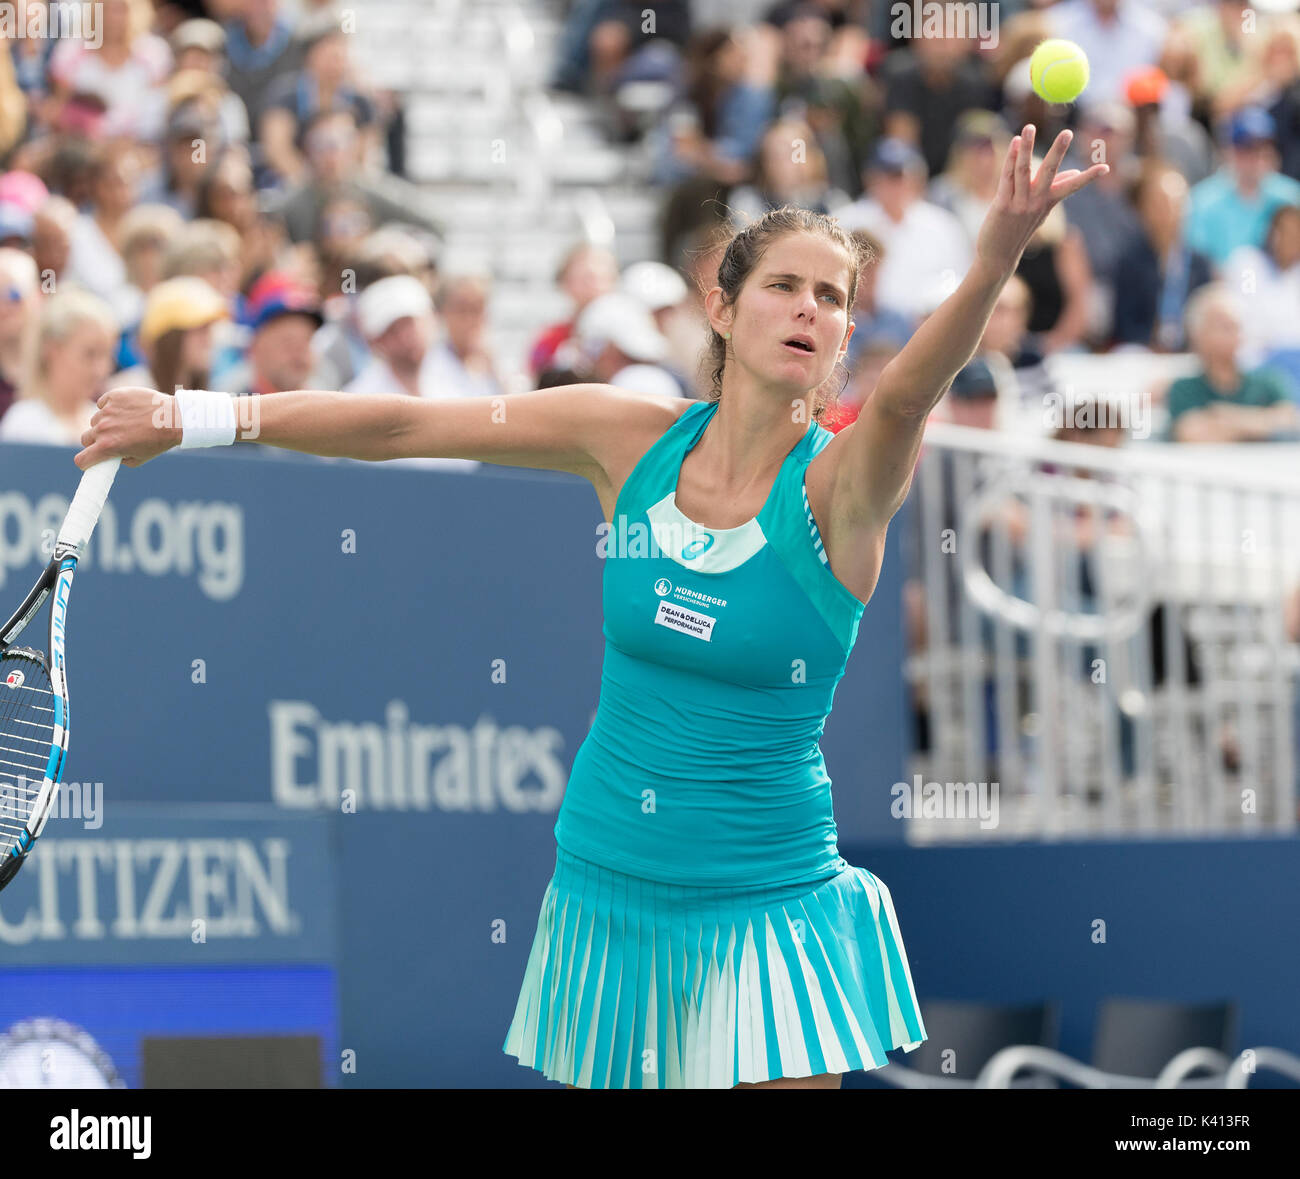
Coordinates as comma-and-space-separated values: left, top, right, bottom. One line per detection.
1030, 39, 1090, 105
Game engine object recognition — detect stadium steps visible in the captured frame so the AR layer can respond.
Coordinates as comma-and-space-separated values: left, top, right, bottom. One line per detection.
348, 0, 666, 379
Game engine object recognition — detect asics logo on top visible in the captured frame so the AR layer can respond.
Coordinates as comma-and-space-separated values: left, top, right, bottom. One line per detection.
681, 534, 714, 560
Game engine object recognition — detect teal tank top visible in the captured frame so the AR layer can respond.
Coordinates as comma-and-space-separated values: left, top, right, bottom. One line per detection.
554, 398, 867, 887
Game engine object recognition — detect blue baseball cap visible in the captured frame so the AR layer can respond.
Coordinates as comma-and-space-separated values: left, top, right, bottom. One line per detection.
868, 137, 926, 176
1227, 106, 1276, 146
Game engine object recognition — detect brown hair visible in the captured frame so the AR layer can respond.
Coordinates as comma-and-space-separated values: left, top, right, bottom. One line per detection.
696, 205, 873, 423
149, 327, 210, 396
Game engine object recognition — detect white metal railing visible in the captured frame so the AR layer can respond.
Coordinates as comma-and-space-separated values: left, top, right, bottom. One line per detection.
879, 1044, 1300, 1089
904, 423, 1300, 840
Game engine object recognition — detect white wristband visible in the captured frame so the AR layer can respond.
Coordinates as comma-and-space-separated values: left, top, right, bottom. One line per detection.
175, 388, 237, 448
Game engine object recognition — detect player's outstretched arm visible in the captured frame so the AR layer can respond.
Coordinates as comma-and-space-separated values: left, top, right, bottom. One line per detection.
831, 125, 1108, 533
74, 383, 674, 481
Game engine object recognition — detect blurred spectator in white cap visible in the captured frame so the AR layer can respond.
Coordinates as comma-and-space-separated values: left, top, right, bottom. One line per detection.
346, 274, 438, 397
620, 260, 693, 397
428, 275, 503, 401
574, 292, 684, 400
312, 227, 435, 392
346, 274, 480, 471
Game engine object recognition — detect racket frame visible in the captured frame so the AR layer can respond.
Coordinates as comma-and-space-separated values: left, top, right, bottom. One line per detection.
0, 553, 76, 859
0, 457, 117, 880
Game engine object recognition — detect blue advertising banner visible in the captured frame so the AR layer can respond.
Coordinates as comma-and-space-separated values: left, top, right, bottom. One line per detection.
0, 805, 337, 965
0, 805, 339, 1088
0, 966, 338, 1088
0, 442, 908, 843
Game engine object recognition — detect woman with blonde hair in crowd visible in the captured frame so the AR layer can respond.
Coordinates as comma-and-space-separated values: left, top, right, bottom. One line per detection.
0, 287, 116, 445
0, 247, 40, 425
109, 275, 228, 399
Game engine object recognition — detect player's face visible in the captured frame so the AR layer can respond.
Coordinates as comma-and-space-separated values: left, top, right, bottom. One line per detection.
726, 233, 853, 395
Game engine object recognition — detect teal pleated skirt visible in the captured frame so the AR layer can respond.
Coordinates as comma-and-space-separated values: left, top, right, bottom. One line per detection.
502, 846, 928, 1088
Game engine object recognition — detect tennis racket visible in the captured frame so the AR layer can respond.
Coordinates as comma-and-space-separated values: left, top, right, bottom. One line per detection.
0, 458, 120, 892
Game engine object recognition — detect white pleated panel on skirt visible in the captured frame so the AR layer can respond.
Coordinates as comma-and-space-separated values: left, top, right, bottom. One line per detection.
503, 846, 927, 1088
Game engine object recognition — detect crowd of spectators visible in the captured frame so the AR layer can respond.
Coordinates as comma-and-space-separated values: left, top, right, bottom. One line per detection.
540, 0, 1300, 446
1, 0, 1298, 460
0, 0, 468, 457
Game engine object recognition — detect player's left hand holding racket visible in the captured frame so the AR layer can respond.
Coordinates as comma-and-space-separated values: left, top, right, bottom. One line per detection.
0, 456, 121, 890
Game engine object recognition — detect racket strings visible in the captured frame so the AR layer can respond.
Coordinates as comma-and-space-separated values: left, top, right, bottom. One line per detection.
0, 653, 56, 843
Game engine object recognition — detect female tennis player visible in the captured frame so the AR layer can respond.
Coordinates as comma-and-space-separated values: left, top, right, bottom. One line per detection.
76, 125, 1104, 1089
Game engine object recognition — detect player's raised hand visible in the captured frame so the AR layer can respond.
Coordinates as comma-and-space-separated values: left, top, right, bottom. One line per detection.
74, 387, 182, 470
975, 124, 1108, 275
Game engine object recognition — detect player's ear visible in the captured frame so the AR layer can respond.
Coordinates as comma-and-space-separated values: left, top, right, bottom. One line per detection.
703, 286, 733, 338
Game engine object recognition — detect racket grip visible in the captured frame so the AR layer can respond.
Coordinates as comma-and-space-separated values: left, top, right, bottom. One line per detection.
57, 458, 122, 555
